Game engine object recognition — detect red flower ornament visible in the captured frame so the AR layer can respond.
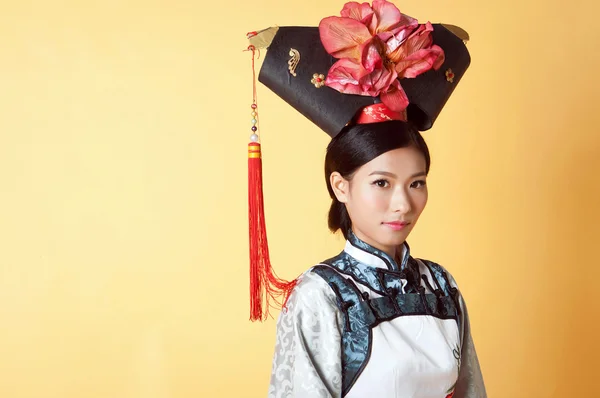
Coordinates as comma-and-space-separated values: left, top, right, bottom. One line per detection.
319, 0, 445, 113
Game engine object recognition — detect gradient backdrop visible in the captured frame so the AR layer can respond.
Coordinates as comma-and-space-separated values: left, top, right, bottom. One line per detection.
1, 0, 599, 397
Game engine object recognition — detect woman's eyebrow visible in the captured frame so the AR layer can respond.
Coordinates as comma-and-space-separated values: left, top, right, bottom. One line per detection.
368, 171, 427, 178
369, 171, 397, 178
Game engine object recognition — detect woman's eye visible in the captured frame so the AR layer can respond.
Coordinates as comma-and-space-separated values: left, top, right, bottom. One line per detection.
410, 180, 427, 189
373, 179, 389, 188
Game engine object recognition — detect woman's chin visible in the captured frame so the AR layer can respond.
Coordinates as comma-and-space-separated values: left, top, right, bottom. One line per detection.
374, 232, 409, 250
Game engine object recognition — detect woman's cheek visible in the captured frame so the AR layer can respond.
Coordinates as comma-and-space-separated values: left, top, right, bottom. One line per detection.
362, 187, 388, 210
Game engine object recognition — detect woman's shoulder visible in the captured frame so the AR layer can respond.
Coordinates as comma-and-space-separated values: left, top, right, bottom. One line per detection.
286, 265, 340, 307
413, 257, 461, 291
275, 265, 345, 324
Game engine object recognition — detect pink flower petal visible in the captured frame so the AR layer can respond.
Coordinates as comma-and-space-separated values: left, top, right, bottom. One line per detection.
406, 23, 434, 52
325, 58, 369, 95
370, 0, 402, 34
395, 45, 445, 78
326, 56, 399, 99
319, 16, 372, 59
379, 13, 419, 43
380, 80, 409, 112
386, 23, 432, 63
394, 13, 419, 30
386, 21, 445, 79
360, 64, 398, 96
340, 1, 375, 27
431, 45, 446, 70
384, 23, 418, 54
408, 22, 435, 51
360, 38, 385, 73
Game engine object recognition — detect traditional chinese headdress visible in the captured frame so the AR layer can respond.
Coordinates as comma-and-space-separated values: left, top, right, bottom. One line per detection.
246, 0, 471, 321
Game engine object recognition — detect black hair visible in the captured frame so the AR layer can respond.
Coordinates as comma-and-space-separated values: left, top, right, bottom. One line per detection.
325, 120, 431, 239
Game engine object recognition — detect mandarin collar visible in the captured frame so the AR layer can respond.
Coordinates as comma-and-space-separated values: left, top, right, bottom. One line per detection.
344, 230, 410, 272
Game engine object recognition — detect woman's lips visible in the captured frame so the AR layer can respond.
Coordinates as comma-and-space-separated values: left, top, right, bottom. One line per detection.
383, 221, 410, 231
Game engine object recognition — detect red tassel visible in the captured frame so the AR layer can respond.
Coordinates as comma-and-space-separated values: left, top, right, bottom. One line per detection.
246, 43, 296, 321
248, 143, 297, 321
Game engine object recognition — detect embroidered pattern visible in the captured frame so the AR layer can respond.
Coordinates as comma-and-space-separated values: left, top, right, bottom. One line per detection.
363, 104, 393, 120
322, 248, 420, 296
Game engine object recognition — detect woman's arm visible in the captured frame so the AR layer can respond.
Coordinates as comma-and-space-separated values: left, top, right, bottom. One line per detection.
454, 292, 487, 398
268, 271, 343, 398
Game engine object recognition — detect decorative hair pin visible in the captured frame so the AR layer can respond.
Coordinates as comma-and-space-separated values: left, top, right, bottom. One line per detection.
288, 48, 300, 76
311, 73, 325, 88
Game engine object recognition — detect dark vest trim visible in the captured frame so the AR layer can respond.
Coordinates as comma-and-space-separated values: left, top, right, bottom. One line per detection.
310, 263, 460, 397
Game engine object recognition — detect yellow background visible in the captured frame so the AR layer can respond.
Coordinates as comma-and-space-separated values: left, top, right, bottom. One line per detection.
1, 0, 599, 397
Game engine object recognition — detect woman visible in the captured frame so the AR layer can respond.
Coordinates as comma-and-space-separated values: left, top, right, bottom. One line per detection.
245, 1, 486, 396
269, 122, 486, 397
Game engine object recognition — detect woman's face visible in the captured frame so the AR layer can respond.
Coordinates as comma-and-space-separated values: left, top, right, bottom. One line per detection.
331, 146, 428, 258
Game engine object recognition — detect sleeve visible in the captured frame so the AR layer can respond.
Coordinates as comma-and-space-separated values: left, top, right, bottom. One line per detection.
268, 271, 344, 398
449, 276, 487, 398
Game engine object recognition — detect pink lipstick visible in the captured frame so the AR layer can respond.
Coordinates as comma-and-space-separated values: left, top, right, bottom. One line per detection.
383, 221, 410, 231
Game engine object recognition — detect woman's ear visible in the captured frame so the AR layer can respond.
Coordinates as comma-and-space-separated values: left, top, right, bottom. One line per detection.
330, 172, 349, 203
